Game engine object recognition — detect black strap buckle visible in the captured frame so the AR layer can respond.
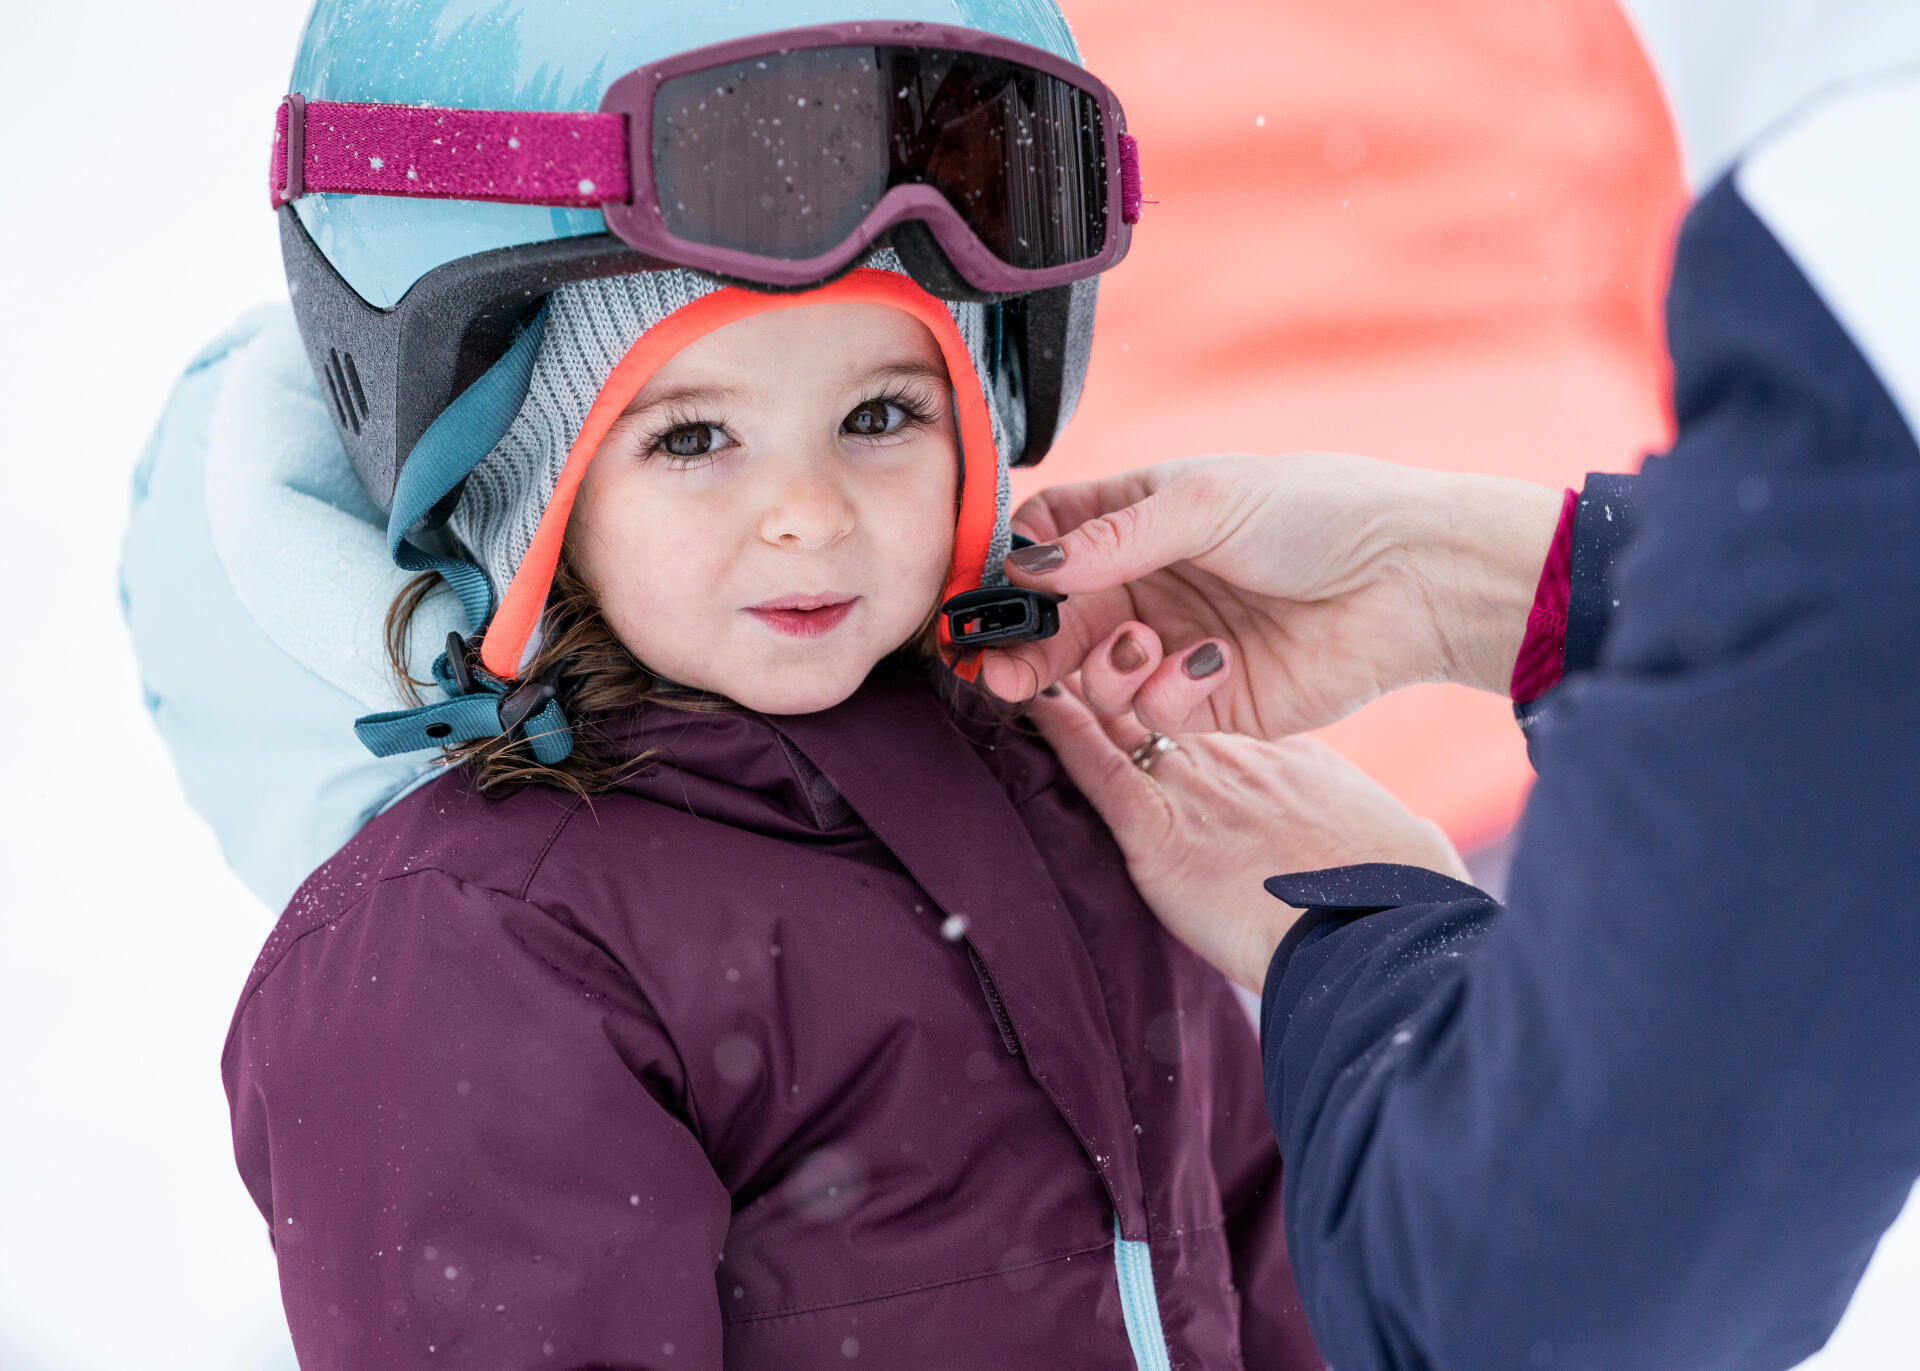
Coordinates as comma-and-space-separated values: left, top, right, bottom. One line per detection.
438, 631, 555, 732
942, 586, 1064, 648
498, 661, 564, 732
442, 631, 478, 696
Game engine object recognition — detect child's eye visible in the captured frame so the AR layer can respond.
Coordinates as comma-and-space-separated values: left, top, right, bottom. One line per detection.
843, 399, 911, 437
653, 422, 732, 463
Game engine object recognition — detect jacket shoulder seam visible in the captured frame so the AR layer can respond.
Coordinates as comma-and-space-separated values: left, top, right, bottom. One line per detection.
518, 791, 592, 900
221, 866, 551, 1074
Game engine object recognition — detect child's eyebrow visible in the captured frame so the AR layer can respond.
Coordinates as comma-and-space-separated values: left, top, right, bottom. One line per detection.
859, 361, 952, 390
621, 382, 740, 418
619, 362, 948, 420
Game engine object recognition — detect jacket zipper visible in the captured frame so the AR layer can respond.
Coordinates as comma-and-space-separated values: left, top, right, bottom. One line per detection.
967, 955, 1167, 1368
967, 944, 1023, 1056
1113, 1216, 1174, 1371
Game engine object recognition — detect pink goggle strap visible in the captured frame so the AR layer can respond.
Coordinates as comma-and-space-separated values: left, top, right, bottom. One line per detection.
1118, 133, 1142, 225
271, 95, 1144, 225
270, 95, 629, 209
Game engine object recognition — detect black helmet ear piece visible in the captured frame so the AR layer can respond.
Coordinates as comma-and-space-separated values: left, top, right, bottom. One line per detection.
1004, 285, 1074, 467
278, 206, 651, 512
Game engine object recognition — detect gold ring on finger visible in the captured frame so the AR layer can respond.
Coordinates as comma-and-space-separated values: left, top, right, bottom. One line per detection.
1129, 732, 1180, 774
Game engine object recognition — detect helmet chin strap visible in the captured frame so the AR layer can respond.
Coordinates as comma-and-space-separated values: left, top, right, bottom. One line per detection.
352, 309, 574, 764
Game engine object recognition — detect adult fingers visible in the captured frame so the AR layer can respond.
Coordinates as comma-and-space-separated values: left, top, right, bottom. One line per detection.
1026, 685, 1168, 843
1129, 638, 1234, 734
1064, 678, 1178, 760
1064, 625, 1235, 737
1006, 469, 1161, 548
1054, 678, 1198, 792
1077, 621, 1165, 719
975, 583, 1137, 702
1002, 478, 1229, 597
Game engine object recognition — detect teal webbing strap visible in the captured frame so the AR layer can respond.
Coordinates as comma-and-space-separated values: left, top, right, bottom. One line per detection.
355, 692, 510, 756
519, 698, 572, 764
386, 310, 548, 630
351, 309, 575, 765
354, 691, 572, 763
1113, 1215, 1173, 1371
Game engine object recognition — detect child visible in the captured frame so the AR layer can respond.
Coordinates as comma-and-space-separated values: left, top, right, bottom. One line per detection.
220, 4, 1322, 1367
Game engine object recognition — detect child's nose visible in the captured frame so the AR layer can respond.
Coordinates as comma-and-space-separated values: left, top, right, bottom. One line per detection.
757, 460, 855, 551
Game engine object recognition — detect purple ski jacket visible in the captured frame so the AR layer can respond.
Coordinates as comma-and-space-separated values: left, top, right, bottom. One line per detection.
224, 667, 1323, 1369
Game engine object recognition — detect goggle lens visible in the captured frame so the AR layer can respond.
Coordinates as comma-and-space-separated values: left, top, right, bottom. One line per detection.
654, 46, 1109, 271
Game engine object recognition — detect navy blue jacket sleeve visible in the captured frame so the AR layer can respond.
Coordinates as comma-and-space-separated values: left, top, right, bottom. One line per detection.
1515, 473, 1640, 756
1260, 174, 1920, 1370
1563, 474, 1639, 677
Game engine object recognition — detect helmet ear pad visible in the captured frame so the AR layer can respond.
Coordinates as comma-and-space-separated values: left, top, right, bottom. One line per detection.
278, 206, 653, 515
883, 219, 1084, 469
1002, 284, 1079, 468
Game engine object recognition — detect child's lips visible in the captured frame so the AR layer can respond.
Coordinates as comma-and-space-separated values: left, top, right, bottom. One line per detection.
744, 596, 859, 639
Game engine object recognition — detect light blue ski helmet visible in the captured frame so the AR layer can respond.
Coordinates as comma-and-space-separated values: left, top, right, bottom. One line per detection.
277, 0, 1108, 513
291, 0, 1080, 309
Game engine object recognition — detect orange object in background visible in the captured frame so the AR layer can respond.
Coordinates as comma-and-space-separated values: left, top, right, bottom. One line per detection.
1019, 0, 1688, 851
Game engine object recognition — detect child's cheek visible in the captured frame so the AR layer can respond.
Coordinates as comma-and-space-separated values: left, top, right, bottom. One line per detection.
580, 495, 731, 659
629, 523, 729, 614
878, 436, 963, 583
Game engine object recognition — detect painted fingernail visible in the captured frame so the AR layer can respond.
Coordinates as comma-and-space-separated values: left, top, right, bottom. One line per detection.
1006, 542, 1066, 574
1040, 684, 1063, 698
1184, 642, 1224, 679
1109, 631, 1148, 673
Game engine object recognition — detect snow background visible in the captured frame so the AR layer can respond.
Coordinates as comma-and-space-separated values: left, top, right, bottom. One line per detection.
0, 2, 1911, 1365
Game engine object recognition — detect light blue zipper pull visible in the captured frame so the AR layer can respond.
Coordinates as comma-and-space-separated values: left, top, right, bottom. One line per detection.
1113, 1213, 1173, 1371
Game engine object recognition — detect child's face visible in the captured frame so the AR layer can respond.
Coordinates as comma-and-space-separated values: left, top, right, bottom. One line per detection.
569, 301, 961, 714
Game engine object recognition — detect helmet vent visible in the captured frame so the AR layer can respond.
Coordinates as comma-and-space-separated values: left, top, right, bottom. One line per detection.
324, 347, 370, 434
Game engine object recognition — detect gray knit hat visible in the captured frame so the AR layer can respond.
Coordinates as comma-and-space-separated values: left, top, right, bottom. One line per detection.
450, 250, 1019, 642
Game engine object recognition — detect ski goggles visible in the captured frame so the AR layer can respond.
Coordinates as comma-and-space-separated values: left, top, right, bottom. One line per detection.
271, 21, 1140, 297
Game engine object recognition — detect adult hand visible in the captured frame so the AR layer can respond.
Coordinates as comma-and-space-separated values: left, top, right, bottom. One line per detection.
1032, 683, 1469, 994
981, 454, 1563, 739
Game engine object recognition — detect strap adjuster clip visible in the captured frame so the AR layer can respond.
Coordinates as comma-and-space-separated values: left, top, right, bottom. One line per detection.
498, 661, 564, 733
442, 631, 477, 696
942, 586, 1064, 648
273, 92, 306, 206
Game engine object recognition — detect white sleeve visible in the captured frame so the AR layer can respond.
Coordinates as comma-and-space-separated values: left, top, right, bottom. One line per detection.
1736, 76, 1920, 442
1617, 0, 1920, 188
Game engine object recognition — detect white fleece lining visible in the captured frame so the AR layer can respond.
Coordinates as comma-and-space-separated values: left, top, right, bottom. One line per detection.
201, 308, 462, 709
